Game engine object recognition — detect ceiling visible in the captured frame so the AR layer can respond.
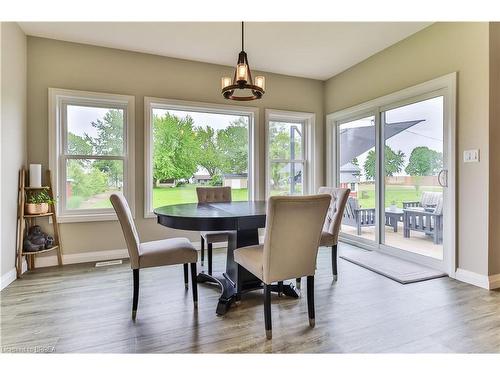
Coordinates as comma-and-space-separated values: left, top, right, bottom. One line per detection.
18, 22, 431, 80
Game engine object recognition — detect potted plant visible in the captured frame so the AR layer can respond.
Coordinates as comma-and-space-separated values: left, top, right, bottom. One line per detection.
390, 200, 397, 211
25, 189, 54, 215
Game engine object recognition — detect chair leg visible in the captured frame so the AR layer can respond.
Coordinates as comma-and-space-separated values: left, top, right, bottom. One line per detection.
190, 262, 198, 308
331, 244, 338, 281
200, 236, 205, 266
208, 243, 213, 276
307, 275, 315, 327
263, 284, 272, 339
296, 278, 301, 289
183, 263, 189, 289
132, 269, 139, 320
278, 281, 283, 297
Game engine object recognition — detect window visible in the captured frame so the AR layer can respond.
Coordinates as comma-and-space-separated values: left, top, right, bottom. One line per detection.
144, 98, 259, 217
49, 89, 135, 222
265, 110, 315, 197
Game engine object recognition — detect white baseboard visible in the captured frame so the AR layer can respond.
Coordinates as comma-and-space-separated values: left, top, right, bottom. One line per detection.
1, 268, 17, 290
455, 268, 491, 289
31, 240, 230, 268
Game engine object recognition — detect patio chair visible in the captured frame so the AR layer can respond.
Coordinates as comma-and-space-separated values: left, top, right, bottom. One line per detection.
341, 197, 376, 235
403, 192, 443, 244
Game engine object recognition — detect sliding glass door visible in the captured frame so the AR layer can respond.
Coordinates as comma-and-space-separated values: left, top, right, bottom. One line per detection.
381, 97, 445, 260
328, 74, 455, 274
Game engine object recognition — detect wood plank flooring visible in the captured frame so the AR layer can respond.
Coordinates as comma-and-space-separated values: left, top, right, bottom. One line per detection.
1, 243, 499, 353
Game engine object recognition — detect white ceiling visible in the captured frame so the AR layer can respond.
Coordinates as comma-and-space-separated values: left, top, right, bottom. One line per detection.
18, 22, 431, 80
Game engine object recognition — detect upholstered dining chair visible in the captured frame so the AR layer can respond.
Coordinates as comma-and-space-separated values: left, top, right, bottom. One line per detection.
296, 187, 350, 288
234, 194, 331, 339
110, 193, 198, 320
196, 186, 232, 275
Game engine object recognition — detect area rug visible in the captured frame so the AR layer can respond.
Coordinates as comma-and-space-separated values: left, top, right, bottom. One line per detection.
339, 246, 446, 284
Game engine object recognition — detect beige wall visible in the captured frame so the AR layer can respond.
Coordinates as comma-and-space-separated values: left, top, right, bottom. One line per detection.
489, 23, 500, 276
324, 23, 491, 276
27, 36, 324, 255
1, 23, 27, 278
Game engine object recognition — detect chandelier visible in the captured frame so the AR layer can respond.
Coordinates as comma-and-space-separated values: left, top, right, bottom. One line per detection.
221, 22, 265, 101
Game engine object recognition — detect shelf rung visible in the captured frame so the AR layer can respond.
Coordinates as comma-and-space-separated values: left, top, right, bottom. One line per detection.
24, 212, 54, 218
21, 245, 59, 256
24, 186, 51, 190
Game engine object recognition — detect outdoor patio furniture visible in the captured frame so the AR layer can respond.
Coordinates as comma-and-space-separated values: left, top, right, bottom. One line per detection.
403, 192, 443, 244
385, 208, 404, 232
342, 197, 376, 235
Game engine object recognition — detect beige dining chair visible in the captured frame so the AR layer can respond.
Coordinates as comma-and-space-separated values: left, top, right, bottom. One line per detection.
234, 194, 331, 339
296, 187, 350, 288
196, 186, 232, 275
110, 193, 198, 320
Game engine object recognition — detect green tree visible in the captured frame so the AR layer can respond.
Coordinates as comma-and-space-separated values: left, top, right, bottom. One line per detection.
363, 146, 405, 180
67, 132, 93, 156
268, 123, 293, 189
153, 113, 200, 183
195, 126, 221, 177
87, 109, 124, 188
217, 117, 249, 175
405, 146, 443, 176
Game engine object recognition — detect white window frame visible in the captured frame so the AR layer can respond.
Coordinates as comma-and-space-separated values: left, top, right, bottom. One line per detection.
326, 73, 456, 276
265, 109, 315, 198
144, 97, 259, 218
48, 88, 135, 223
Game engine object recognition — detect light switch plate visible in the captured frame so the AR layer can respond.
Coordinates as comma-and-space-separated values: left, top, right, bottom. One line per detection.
463, 149, 480, 163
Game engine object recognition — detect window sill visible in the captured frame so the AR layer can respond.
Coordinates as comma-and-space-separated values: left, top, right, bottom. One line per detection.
57, 213, 119, 224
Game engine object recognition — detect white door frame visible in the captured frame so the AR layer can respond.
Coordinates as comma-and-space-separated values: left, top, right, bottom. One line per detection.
326, 73, 457, 277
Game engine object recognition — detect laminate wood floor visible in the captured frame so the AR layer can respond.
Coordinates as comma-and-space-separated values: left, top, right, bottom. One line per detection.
1, 243, 499, 353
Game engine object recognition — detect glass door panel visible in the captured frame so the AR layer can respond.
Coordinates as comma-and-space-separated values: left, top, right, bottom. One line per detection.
382, 96, 444, 260
338, 115, 376, 242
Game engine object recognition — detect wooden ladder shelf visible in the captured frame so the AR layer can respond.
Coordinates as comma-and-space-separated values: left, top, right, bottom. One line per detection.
16, 168, 63, 277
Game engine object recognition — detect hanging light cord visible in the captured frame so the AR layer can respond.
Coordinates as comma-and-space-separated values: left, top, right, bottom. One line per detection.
241, 21, 244, 51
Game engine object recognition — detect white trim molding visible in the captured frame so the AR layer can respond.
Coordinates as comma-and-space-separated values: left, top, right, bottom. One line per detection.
265, 109, 316, 197
455, 268, 490, 290
143, 97, 259, 218
326, 73, 457, 277
48, 88, 135, 223
1, 268, 17, 290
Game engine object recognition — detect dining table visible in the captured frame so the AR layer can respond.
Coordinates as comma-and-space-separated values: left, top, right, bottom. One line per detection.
154, 200, 300, 315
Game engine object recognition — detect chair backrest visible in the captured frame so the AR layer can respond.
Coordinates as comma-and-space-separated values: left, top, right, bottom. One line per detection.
344, 196, 359, 218
420, 191, 442, 207
262, 194, 331, 284
318, 187, 350, 240
196, 186, 232, 203
110, 193, 140, 269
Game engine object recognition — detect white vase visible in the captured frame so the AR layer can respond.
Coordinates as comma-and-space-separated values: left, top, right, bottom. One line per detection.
29, 164, 42, 187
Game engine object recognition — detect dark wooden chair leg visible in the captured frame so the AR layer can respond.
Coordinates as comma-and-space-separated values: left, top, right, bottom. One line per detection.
183, 263, 189, 289
132, 269, 139, 320
331, 244, 338, 281
200, 236, 205, 266
295, 277, 301, 289
307, 275, 315, 327
278, 281, 283, 297
190, 262, 198, 308
208, 243, 213, 276
263, 284, 272, 339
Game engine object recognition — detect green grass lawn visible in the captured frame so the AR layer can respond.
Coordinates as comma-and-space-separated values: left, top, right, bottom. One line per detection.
357, 184, 442, 209
153, 185, 248, 208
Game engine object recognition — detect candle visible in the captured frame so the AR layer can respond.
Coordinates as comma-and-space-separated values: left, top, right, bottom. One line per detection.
29, 164, 42, 188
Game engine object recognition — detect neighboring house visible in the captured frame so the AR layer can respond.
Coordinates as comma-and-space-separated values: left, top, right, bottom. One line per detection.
340, 162, 360, 195
223, 173, 248, 189
192, 174, 212, 185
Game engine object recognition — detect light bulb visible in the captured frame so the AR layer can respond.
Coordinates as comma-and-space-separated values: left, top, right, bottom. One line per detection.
237, 63, 248, 82
255, 76, 265, 90
221, 77, 232, 89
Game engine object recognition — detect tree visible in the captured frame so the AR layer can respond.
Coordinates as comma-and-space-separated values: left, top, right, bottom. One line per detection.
195, 126, 221, 177
67, 132, 93, 156
405, 146, 443, 176
153, 113, 200, 183
363, 146, 405, 181
217, 117, 249, 175
88, 109, 125, 188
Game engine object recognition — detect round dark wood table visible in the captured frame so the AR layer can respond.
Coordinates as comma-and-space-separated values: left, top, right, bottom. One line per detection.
154, 201, 299, 315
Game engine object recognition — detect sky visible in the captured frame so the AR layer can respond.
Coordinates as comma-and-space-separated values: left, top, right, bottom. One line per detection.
340, 96, 443, 179
153, 108, 248, 131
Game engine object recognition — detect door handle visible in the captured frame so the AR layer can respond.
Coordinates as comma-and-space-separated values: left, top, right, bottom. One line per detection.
438, 169, 448, 187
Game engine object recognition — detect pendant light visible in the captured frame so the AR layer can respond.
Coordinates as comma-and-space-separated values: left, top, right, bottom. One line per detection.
221, 22, 265, 101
